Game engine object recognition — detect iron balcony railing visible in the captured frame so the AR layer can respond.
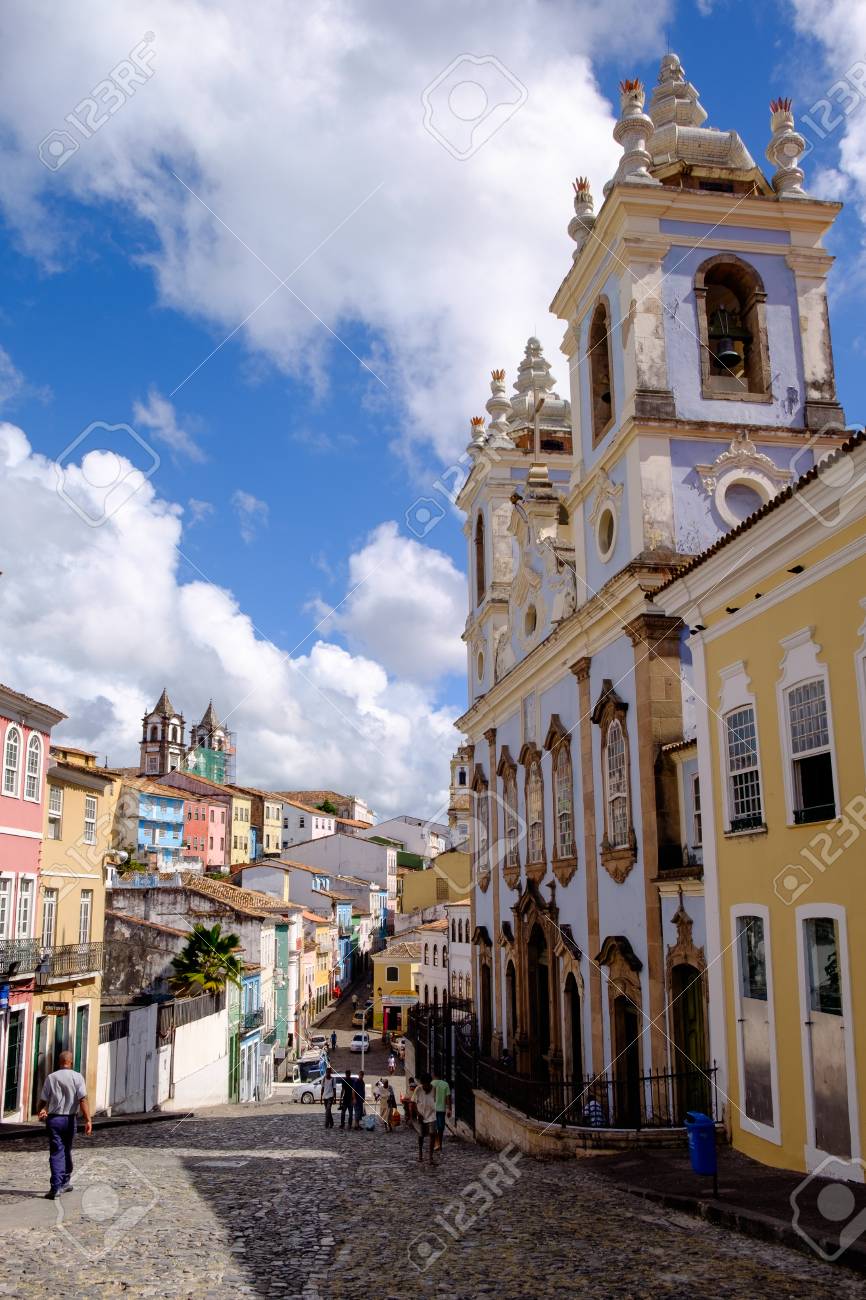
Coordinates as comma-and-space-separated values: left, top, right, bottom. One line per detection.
0, 939, 105, 979
241, 1006, 265, 1030
475, 1058, 719, 1131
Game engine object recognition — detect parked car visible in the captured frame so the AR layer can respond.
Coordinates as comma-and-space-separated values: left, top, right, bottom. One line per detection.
284, 1076, 325, 1104
351, 1009, 372, 1027
349, 1032, 370, 1053
307, 1034, 329, 1051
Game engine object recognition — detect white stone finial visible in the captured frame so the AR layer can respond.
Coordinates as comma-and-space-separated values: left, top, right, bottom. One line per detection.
767, 97, 807, 198
649, 53, 707, 129
485, 369, 514, 449
467, 415, 486, 458
604, 78, 660, 195
568, 177, 596, 260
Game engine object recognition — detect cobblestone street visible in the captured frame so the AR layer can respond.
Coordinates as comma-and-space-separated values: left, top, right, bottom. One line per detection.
0, 1102, 861, 1299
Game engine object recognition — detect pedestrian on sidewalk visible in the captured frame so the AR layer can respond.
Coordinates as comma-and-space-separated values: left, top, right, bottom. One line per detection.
376, 1080, 395, 1132
37, 1050, 92, 1198
387, 1051, 396, 1074
413, 1073, 437, 1164
339, 1069, 353, 1129
352, 1071, 366, 1129
330, 1030, 337, 1052
321, 1067, 336, 1128
431, 1069, 451, 1152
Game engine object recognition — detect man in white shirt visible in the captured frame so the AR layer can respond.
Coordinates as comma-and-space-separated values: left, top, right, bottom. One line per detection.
321, 1067, 336, 1128
37, 1050, 92, 1199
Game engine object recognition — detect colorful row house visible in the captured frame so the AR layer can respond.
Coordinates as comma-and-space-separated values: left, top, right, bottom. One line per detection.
659, 434, 866, 1180
0, 685, 65, 1121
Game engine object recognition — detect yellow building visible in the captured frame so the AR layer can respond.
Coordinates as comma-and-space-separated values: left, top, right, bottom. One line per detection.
371, 941, 420, 1033
396, 850, 471, 915
229, 791, 253, 865
660, 433, 866, 1178
31, 747, 120, 1116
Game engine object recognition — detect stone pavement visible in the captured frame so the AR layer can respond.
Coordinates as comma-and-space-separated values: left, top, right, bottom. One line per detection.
0, 1099, 862, 1299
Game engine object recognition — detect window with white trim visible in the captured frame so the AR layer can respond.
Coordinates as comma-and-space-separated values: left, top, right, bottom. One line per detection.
553, 743, 575, 859
503, 768, 519, 873
526, 760, 544, 864
24, 734, 42, 801
3, 725, 21, 796
42, 887, 58, 948
0, 878, 10, 938
83, 795, 97, 845
691, 774, 702, 847
724, 706, 763, 830
48, 785, 63, 840
79, 889, 93, 945
786, 679, 836, 824
15, 878, 33, 938
605, 720, 629, 848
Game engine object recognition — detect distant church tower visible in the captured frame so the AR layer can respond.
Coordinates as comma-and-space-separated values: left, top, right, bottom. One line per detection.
187, 700, 235, 783
140, 688, 185, 775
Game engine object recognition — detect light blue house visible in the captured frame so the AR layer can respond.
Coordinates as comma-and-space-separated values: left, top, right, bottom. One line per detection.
119, 779, 185, 870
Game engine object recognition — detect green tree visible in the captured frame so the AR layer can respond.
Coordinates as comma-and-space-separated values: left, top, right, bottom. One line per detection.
170, 922, 243, 996
317, 799, 338, 815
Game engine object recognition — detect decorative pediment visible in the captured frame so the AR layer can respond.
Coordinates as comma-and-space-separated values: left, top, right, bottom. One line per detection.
595, 934, 643, 972
470, 763, 488, 793
588, 468, 624, 530
554, 923, 581, 963
591, 679, 628, 726
499, 921, 515, 949
472, 925, 492, 948
518, 740, 542, 767
696, 432, 792, 528
543, 714, 570, 751
496, 745, 517, 777
513, 878, 549, 920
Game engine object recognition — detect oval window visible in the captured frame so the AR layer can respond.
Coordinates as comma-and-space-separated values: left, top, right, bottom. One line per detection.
597, 507, 616, 559
524, 605, 537, 637
476, 652, 484, 681
721, 481, 764, 524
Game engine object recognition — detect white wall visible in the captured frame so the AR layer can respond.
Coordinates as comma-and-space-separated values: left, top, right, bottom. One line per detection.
164, 1008, 229, 1110
281, 802, 335, 850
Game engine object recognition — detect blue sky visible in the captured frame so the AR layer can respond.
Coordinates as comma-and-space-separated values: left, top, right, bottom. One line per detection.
0, 0, 862, 812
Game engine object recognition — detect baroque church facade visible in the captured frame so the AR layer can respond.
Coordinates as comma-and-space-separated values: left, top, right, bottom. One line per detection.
139, 689, 234, 783
456, 56, 848, 1105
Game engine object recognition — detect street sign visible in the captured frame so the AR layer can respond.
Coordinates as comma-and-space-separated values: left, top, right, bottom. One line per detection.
42, 1001, 69, 1016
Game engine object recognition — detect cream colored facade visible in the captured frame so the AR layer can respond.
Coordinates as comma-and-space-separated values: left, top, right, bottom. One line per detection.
230, 793, 253, 865
396, 851, 471, 915
31, 748, 119, 1117
660, 436, 866, 1178
371, 942, 419, 1033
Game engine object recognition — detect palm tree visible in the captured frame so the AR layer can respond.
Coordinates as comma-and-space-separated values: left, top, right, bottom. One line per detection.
170, 922, 243, 996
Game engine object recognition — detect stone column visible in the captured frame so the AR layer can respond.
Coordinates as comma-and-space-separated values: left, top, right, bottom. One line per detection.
623, 612, 684, 1073
786, 249, 847, 431
571, 656, 603, 1075
484, 726, 503, 1057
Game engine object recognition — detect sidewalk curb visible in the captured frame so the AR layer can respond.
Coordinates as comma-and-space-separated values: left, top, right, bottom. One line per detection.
0, 1111, 194, 1141
612, 1179, 866, 1275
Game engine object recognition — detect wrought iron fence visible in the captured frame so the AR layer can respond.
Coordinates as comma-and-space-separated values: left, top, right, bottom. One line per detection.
0, 938, 41, 974
241, 1006, 265, 1030
476, 1058, 718, 1130
0, 939, 105, 978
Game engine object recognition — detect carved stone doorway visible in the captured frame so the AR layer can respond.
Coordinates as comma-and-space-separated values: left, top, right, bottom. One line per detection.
612, 996, 641, 1125
564, 971, 583, 1080
527, 922, 551, 1079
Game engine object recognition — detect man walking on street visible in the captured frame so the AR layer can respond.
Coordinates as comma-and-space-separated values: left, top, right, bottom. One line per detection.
321, 1067, 336, 1128
330, 1030, 337, 1052
37, 1050, 92, 1198
352, 1070, 366, 1129
339, 1069, 353, 1129
431, 1069, 451, 1152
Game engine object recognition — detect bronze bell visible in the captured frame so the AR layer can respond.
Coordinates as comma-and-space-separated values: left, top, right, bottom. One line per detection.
709, 307, 747, 370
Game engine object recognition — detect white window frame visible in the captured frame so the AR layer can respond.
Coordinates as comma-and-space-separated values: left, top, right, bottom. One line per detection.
604, 719, 629, 848
776, 629, 839, 827
794, 901, 862, 1175
83, 795, 97, 845
23, 734, 43, 803
42, 887, 58, 948
79, 889, 93, 945
0, 875, 12, 939
729, 903, 781, 1146
15, 876, 35, 940
717, 662, 765, 834
3, 723, 22, 798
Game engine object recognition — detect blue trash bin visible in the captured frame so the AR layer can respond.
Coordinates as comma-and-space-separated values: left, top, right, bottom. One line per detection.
685, 1111, 717, 1175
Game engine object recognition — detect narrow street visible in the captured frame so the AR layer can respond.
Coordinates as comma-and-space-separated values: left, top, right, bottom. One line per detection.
0, 1102, 860, 1299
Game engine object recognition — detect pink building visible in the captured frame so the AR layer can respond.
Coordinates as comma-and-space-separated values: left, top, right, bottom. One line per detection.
181, 797, 226, 870
0, 683, 66, 1122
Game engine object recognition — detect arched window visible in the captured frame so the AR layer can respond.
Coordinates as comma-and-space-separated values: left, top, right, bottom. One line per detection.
433, 987, 439, 1007
554, 742, 574, 860
458, 973, 464, 998
433, 945, 439, 967
465, 974, 471, 998
443, 945, 448, 966
605, 720, 629, 848
526, 755, 544, 867
503, 765, 520, 875
695, 255, 770, 399
424, 943, 429, 964
474, 514, 486, 606
458, 768, 467, 786
424, 984, 429, 1005
471, 771, 490, 889
170, 725, 179, 742
588, 300, 614, 444
3, 725, 21, 796
24, 734, 43, 802
452, 972, 457, 994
